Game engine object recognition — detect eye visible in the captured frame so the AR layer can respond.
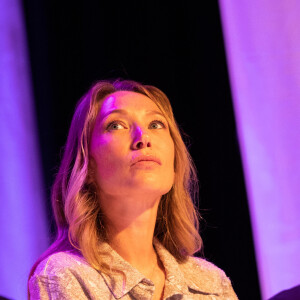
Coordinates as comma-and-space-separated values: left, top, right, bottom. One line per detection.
106, 121, 126, 131
149, 120, 166, 129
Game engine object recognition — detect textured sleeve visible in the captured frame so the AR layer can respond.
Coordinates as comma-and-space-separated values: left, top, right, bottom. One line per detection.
220, 271, 239, 300
186, 256, 239, 299
28, 271, 89, 300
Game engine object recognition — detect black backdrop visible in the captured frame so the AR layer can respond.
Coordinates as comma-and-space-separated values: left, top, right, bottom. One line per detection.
22, 1, 261, 299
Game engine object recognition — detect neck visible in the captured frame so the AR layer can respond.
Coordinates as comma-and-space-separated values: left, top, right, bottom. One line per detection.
100, 192, 161, 272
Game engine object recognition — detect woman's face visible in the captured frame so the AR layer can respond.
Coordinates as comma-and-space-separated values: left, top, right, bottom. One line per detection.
90, 91, 175, 200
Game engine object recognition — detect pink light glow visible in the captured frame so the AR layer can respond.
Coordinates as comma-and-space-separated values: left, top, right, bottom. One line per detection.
219, 0, 300, 299
0, 0, 48, 299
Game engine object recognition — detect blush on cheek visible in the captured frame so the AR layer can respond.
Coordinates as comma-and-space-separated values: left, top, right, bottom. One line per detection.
97, 157, 118, 179
90, 136, 116, 178
91, 133, 111, 151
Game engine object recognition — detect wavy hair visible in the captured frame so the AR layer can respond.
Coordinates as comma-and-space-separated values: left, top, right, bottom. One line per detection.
29, 79, 202, 281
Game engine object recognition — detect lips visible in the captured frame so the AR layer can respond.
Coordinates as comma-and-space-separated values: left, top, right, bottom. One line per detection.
131, 154, 161, 166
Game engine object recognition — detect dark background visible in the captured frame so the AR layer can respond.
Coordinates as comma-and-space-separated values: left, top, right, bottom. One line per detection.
22, 1, 261, 299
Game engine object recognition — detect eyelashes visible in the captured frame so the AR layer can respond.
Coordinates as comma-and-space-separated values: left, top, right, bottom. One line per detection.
149, 119, 166, 129
105, 119, 167, 131
106, 120, 126, 131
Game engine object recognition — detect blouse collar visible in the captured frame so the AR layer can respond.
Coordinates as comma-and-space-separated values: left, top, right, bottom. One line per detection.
97, 238, 205, 299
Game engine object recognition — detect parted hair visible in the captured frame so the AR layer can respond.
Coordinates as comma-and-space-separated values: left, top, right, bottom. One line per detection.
29, 79, 202, 281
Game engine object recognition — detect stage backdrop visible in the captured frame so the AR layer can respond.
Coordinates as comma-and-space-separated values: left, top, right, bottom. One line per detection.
219, 0, 300, 299
4, 1, 262, 299
0, 0, 48, 299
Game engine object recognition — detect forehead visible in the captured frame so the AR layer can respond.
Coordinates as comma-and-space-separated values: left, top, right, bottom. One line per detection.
99, 91, 160, 116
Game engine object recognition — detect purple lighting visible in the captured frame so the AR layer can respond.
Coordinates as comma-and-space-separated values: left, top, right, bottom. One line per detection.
0, 0, 48, 299
219, 0, 300, 299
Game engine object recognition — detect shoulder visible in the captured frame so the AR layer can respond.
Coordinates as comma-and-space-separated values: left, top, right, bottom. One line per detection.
33, 250, 91, 277
29, 251, 109, 299
179, 256, 237, 297
185, 256, 228, 278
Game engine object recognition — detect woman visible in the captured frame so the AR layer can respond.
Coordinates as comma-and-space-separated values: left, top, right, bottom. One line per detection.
28, 79, 238, 299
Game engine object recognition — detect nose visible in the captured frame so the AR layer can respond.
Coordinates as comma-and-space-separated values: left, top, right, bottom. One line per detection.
132, 126, 151, 150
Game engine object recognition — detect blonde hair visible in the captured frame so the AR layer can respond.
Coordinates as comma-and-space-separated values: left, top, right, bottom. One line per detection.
29, 79, 202, 279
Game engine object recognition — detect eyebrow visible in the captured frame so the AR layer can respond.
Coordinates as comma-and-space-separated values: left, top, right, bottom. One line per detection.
100, 109, 165, 121
146, 110, 165, 118
101, 109, 128, 121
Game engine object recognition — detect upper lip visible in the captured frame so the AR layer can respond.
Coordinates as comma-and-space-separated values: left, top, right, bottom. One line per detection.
131, 154, 162, 166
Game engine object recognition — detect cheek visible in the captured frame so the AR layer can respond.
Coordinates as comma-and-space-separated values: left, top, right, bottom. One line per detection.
162, 137, 175, 179
169, 148, 175, 183
166, 138, 175, 168
90, 135, 123, 180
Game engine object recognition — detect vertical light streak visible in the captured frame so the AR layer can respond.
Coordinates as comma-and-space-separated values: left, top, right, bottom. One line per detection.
0, 0, 48, 299
219, 0, 300, 299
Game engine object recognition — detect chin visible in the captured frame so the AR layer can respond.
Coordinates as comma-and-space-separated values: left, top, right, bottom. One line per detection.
130, 178, 173, 196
